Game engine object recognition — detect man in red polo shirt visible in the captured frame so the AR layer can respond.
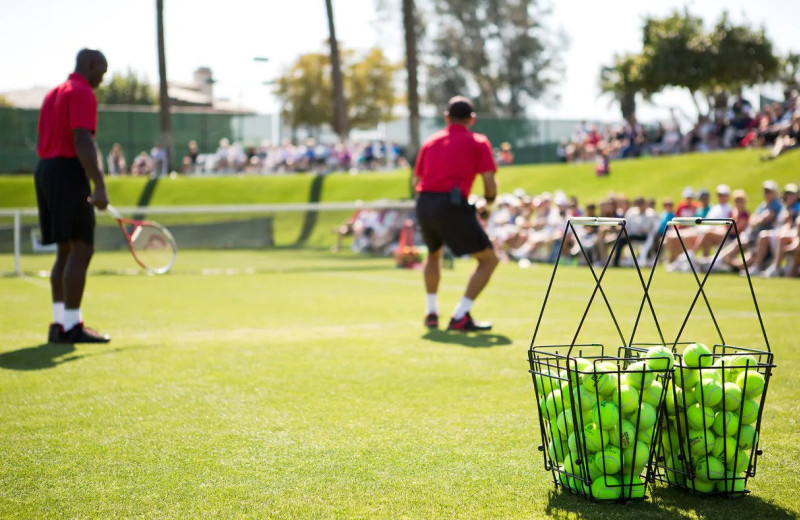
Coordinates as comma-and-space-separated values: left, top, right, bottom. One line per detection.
414, 96, 499, 331
35, 48, 111, 343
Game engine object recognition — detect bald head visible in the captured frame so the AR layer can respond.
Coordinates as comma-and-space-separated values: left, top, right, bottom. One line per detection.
75, 48, 108, 89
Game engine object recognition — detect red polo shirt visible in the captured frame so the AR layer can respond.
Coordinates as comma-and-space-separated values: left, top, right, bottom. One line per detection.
414, 124, 496, 198
37, 73, 98, 159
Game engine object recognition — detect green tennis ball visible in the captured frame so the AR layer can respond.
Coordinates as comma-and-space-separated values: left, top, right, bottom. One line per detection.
621, 361, 654, 390
621, 474, 646, 499
617, 384, 640, 414
584, 452, 603, 481
548, 438, 569, 463
583, 422, 608, 453
622, 440, 649, 474
738, 424, 759, 450
721, 382, 743, 412
535, 368, 559, 396
610, 419, 636, 449
628, 402, 657, 432
695, 378, 724, 408
686, 403, 715, 431
691, 478, 716, 493
591, 475, 621, 500
666, 384, 681, 415
727, 354, 758, 382
683, 342, 713, 368
642, 379, 664, 408
687, 428, 715, 457
592, 401, 620, 429
736, 371, 765, 399
712, 411, 740, 437
544, 389, 567, 420
596, 445, 622, 475
646, 345, 674, 371
695, 455, 725, 480
584, 361, 617, 396
662, 427, 681, 456
739, 398, 759, 425
556, 410, 576, 436
674, 366, 701, 390
729, 450, 749, 474
711, 436, 738, 465
716, 471, 746, 493
573, 384, 598, 412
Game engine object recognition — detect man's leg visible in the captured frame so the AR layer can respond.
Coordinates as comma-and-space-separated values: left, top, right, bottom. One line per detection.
62, 240, 94, 312
423, 247, 443, 327
450, 247, 499, 329
464, 247, 499, 300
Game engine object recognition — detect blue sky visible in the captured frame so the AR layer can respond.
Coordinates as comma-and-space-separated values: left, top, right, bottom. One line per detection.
1, 0, 797, 124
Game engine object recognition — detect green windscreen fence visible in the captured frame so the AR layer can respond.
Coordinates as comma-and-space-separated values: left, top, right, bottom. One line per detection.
0, 106, 587, 173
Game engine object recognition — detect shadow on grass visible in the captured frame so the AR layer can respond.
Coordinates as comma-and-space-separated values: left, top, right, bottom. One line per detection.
542, 483, 797, 519
0, 343, 147, 371
421, 329, 513, 348
0, 342, 81, 370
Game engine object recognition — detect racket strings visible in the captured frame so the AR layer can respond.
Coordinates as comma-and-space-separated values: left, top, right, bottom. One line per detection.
130, 224, 176, 273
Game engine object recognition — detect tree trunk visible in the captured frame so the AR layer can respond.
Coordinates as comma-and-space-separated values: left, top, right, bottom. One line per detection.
156, 0, 173, 173
402, 0, 420, 164
325, 0, 348, 139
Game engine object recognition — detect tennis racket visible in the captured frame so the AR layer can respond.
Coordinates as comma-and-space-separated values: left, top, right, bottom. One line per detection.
106, 204, 177, 274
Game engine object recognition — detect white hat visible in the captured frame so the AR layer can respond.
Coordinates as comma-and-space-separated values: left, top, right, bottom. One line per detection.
716, 184, 731, 195
762, 180, 778, 192
682, 187, 695, 198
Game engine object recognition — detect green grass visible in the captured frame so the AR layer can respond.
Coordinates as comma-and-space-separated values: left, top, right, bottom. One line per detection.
1, 148, 797, 209
1, 250, 799, 519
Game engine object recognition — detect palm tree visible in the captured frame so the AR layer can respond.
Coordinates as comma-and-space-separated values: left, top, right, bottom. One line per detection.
325, 0, 348, 138
156, 0, 173, 171
402, 0, 420, 163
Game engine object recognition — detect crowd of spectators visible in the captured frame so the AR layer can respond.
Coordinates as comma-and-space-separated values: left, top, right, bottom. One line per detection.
559, 89, 800, 170
104, 139, 407, 178
337, 181, 800, 279
471, 181, 800, 278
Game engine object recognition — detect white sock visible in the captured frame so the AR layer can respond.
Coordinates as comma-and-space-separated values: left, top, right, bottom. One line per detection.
426, 294, 438, 315
63, 308, 82, 331
452, 297, 474, 320
53, 302, 65, 325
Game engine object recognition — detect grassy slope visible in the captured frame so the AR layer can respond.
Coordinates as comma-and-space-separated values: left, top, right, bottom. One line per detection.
0, 250, 798, 519
1, 148, 797, 208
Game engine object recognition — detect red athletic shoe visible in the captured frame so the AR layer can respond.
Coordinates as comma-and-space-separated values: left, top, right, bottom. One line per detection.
447, 312, 492, 332
424, 313, 439, 328
62, 323, 111, 343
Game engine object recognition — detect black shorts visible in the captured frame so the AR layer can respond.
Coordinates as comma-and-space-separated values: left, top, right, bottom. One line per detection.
34, 158, 95, 245
416, 192, 492, 256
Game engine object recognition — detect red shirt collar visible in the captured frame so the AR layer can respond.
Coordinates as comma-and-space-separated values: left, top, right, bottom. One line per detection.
447, 123, 470, 133
68, 72, 91, 87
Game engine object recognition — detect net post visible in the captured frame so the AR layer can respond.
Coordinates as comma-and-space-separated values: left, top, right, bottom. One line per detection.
13, 210, 21, 277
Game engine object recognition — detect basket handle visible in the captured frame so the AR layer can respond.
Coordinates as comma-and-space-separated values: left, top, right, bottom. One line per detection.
667, 217, 734, 227
568, 217, 625, 227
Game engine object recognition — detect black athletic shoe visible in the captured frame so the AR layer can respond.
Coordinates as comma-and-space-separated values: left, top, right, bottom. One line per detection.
447, 312, 492, 332
62, 323, 111, 343
424, 313, 439, 328
48, 323, 64, 343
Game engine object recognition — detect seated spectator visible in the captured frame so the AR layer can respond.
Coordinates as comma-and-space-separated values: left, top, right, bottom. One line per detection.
721, 180, 784, 273
107, 142, 127, 175
613, 196, 658, 266
498, 142, 514, 165
130, 151, 153, 176
182, 140, 199, 174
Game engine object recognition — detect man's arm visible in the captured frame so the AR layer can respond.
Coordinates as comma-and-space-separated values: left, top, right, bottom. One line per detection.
73, 128, 108, 209
480, 171, 497, 205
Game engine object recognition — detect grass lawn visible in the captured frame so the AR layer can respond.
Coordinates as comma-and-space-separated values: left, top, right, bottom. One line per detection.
1, 249, 798, 519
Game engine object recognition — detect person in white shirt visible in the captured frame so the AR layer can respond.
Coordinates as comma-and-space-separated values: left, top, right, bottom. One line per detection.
671, 184, 733, 270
